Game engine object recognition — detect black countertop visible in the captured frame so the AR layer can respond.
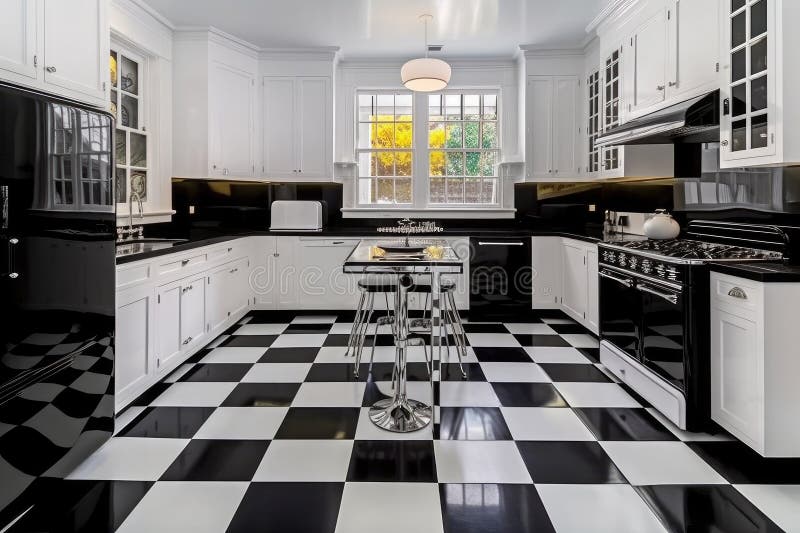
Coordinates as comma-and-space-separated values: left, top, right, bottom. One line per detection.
709, 262, 800, 283
115, 226, 644, 265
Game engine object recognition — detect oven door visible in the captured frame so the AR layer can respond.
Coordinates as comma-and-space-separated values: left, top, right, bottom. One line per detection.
637, 279, 687, 392
599, 267, 640, 362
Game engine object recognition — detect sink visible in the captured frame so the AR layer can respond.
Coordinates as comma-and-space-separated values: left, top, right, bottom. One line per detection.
116, 238, 188, 258
117, 238, 188, 244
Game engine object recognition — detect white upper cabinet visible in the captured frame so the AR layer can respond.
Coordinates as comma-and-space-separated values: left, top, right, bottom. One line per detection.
0, 0, 108, 107
526, 75, 580, 179
173, 31, 258, 179
666, 0, 721, 101
526, 77, 553, 178
262, 75, 332, 180
629, 10, 668, 114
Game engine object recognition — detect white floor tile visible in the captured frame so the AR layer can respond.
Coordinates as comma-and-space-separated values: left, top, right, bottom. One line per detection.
233, 323, 287, 335
292, 382, 367, 407
205, 335, 229, 348
442, 347, 479, 364
540, 317, 576, 325
199, 347, 267, 364
148, 382, 237, 407
292, 315, 337, 324
734, 485, 800, 532
645, 408, 735, 442
601, 441, 727, 485
439, 382, 500, 407
561, 333, 600, 348
114, 406, 146, 435
253, 440, 353, 482
503, 323, 557, 335
554, 382, 642, 408
237, 315, 253, 325
193, 407, 289, 440
434, 441, 532, 483
116, 481, 248, 533
354, 406, 433, 440
537, 484, 667, 533
241, 363, 311, 383
335, 483, 443, 533
465, 333, 522, 348
67, 437, 188, 481
270, 334, 328, 348
525, 346, 591, 364
163, 364, 194, 383
313, 346, 353, 363
501, 407, 596, 441
479, 362, 551, 383
329, 322, 356, 335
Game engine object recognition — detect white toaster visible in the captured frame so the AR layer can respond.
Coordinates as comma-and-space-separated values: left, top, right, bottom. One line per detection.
270, 200, 323, 231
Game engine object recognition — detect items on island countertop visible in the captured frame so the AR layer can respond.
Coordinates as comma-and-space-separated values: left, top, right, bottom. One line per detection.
709, 261, 800, 282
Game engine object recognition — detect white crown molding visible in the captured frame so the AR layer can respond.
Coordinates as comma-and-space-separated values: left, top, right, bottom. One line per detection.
338, 57, 515, 70
585, 0, 640, 34
121, 0, 175, 30
519, 44, 586, 58
259, 47, 340, 61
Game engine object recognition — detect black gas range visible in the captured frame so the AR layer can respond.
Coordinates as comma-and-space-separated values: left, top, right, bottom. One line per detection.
598, 221, 787, 431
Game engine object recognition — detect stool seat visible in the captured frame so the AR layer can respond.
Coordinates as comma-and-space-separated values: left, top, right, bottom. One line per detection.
411, 280, 456, 293
357, 279, 397, 293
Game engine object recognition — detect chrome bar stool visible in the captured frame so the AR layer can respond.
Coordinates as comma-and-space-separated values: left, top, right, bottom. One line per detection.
347, 277, 397, 378
414, 279, 467, 378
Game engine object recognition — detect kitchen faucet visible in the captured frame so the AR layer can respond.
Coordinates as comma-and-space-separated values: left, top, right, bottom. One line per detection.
117, 191, 144, 241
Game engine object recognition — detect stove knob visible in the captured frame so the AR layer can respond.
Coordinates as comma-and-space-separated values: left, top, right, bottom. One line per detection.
666, 266, 679, 281
619, 253, 627, 267
655, 264, 666, 278
641, 259, 653, 274
629, 256, 638, 270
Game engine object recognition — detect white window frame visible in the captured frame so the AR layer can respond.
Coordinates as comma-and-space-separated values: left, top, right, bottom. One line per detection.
353, 87, 503, 211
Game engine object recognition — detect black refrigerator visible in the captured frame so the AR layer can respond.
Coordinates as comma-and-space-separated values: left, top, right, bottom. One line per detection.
0, 83, 115, 526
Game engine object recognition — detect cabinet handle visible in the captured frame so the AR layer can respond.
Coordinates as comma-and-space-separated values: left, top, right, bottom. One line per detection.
223, 168, 229, 175
230, 268, 238, 274
332, 241, 345, 245
182, 336, 193, 345
727, 287, 747, 299
45, 66, 57, 73
668, 81, 678, 87
656, 85, 665, 91
181, 259, 190, 266
721, 140, 729, 147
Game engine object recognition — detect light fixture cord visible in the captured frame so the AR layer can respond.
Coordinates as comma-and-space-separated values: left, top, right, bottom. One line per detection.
424, 16, 428, 58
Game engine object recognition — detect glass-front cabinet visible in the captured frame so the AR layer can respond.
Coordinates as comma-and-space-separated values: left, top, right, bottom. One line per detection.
601, 47, 622, 176
720, 0, 775, 164
587, 69, 601, 175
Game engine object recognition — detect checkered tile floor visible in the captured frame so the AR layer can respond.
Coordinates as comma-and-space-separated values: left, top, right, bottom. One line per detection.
11, 310, 800, 532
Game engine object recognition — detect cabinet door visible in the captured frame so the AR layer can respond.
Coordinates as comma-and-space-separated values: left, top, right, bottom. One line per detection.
275, 237, 299, 308
711, 307, 763, 449
561, 241, 588, 321
296, 77, 330, 179
586, 246, 599, 334
552, 76, 578, 175
296, 239, 360, 309
115, 284, 153, 407
254, 237, 277, 308
156, 283, 182, 372
601, 48, 623, 175
0, 0, 37, 81
263, 77, 297, 178
531, 237, 562, 309
719, 0, 775, 164
42, 0, 107, 102
206, 266, 230, 332
631, 10, 668, 113
210, 62, 255, 177
227, 257, 251, 317
180, 276, 206, 350
667, 0, 720, 100
526, 77, 553, 178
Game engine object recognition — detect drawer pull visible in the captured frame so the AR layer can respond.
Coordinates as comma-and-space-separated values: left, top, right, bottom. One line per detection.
181, 259, 190, 266
727, 287, 747, 299
182, 336, 193, 345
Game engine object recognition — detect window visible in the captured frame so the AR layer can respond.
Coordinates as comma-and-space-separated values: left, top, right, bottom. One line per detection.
587, 70, 601, 173
428, 92, 499, 205
357, 92, 413, 205
603, 50, 621, 171
110, 44, 148, 206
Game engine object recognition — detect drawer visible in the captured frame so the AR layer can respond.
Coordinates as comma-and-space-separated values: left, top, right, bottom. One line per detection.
299, 238, 360, 247
711, 273, 762, 312
158, 252, 207, 276
207, 243, 239, 263
116, 263, 151, 289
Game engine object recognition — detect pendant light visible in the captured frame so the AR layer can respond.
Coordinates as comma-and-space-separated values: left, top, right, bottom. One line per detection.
401, 14, 451, 92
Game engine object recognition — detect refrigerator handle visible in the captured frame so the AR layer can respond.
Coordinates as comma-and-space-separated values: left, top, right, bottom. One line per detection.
7, 237, 19, 279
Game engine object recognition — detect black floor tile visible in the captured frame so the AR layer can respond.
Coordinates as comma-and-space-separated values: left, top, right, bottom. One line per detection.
635, 485, 784, 533
226, 482, 344, 533
323, 334, 362, 347
491, 382, 568, 407
516, 441, 628, 484
440, 363, 486, 381
539, 363, 613, 383
177, 363, 252, 382
462, 323, 507, 333
305, 363, 368, 382
160, 439, 269, 481
7, 480, 152, 533
361, 379, 393, 407
117, 407, 215, 438
184, 348, 213, 364
513, 334, 571, 347
221, 335, 277, 348
283, 323, 333, 334
575, 408, 678, 441
275, 407, 360, 439
548, 323, 591, 335
438, 407, 512, 440
221, 383, 300, 407
688, 441, 800, 484
346, 440, 437, 482
440, 484, 556, 533
472, 347, 533, 363
245, 310, 296, 323
368, 362, 430, 382
577, 347, 600, 363
258, 347, 320, 363
129, 382, 170, 406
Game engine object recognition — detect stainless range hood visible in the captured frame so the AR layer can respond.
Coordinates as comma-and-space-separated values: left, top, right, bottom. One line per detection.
595, 90, 719, 147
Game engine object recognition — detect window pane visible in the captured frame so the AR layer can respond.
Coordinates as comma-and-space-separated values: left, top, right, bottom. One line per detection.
395, 122, 412, 148
428, 95, 443, 120
120, 55, 139, 95
464, 95, 480, 119
115, 129, 126, 164
731, 10, 746, 48
130, 132, 147, 167
429, 122, 445, 148
465, 152, 481, 176
465, 178, 481, 203
395, 178, 412, 204
429, 151, 445, 176
110, 50, 118, 88
481, 151, 497, 176
376, 94, 393, 120
483, 94, 497, 119
374, 152, 393, 176
464, 122, 480, 149
358, 94, 374, 121
130, 170, 146, 201
751, 75, 767, 112
371, 122, 394, 148
751, 114, 768, 149
395, 94, 412, 121
751, 0, 767, 38
445, 94, 461, 120
429, 177, 445, 203
445, 123, 462, 147
446, 152, 463, 176
375, 177, 394, 203
481, 179, 497, 203
482, 122, 498, 148
751, 37, 767, 74
731, 83, 747, 117
446, 177, 464, 203
115, 166, 126, 203
395, 152, 412, 176
121, 94, 138, 129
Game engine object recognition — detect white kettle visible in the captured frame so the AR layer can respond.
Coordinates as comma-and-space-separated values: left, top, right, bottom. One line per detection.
643, 209, 681, 240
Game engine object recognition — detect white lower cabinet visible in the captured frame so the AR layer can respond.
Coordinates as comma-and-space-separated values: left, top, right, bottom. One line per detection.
115, 284, 154, 410
155, 275, 207, 374
710, 272, 800, 457
562, 240, 589, 321
531, 237, 562, 308
208, 257, 251, 330
295, 238, 361, 310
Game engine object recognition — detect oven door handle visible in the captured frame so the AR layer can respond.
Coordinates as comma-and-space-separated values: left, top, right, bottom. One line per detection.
636, 282, 679, 304
599, 270, 634, 288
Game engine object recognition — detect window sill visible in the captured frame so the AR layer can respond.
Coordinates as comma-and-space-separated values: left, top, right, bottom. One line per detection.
341, 207, 516, 219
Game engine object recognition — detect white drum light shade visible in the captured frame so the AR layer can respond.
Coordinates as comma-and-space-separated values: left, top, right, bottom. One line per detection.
401, 57, 451, 92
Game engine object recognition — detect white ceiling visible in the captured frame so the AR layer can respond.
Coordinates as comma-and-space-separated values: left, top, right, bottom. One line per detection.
141, 0, 604, 58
